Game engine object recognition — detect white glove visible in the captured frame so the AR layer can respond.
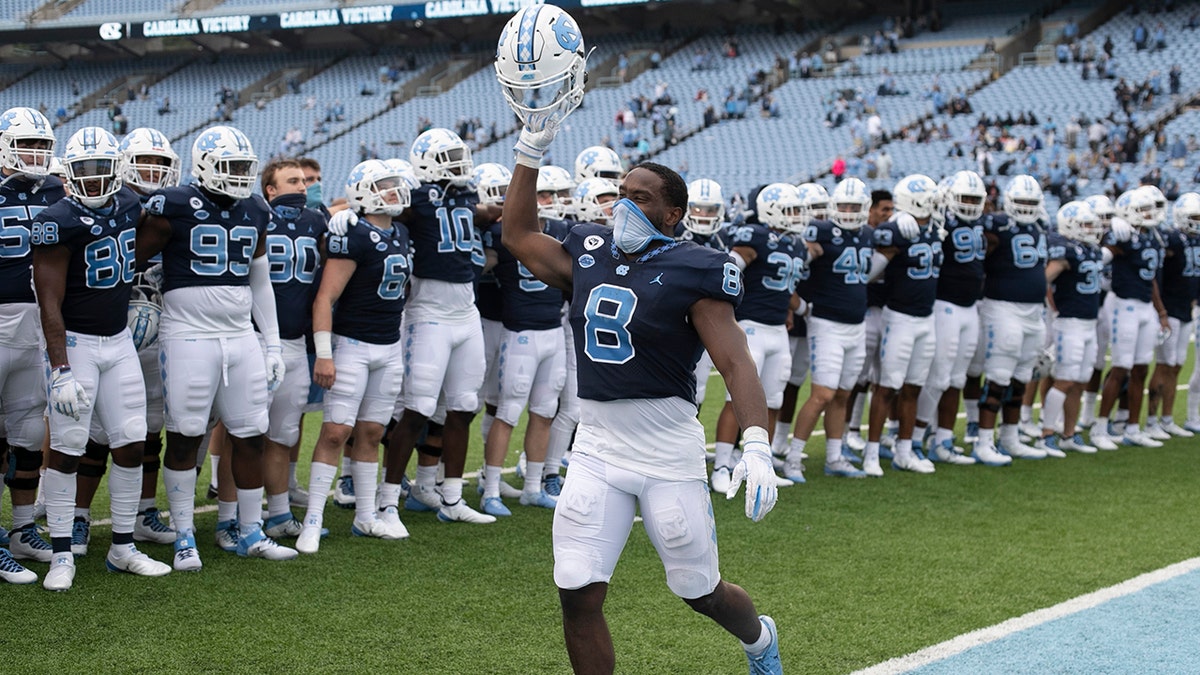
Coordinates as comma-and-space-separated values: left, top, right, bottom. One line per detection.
1109, 216, 1133, 243
265, 345, 285, 393
726, 427, 778, 522
1157, 325, 1172, 346
896, 212, 920, 239
50, 366, 91, 421
513, 114, 562, 168
142, 263, 164, 289
327, 209, 357, 237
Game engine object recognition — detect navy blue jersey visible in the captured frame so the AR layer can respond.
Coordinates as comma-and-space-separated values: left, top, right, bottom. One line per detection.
564, 223, 742, 403
406, 183, 481, 283
0, 175, 65, 303
145, 185, 272, 291
874, 220, 943, 317
674, 222, 733, 252
936, 215, 986, 307
1104, 229, 1162, 303
728, 223, 805, 325
326, 219, 411, 344
1047, 233, 1103, 320
32, 186, 140, 336
265, 194, 326, 340
486, 220, 567, 331
803, 219, 872, 324
1159, 229, 1200, 321
476, 224, 504, 321
982, 213, 1047, 303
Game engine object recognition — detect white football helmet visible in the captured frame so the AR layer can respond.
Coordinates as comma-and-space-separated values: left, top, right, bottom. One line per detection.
472, 162, 512, 205
892, 174, 939, 219
0, 106, 55, 178
574, 146, 623, 183
1115, 188, 1157, 229
1173, 192, 1200, 235
945, 170, 986, 221
127, 269, 163, 351
410, 128, 473, 188
62, 127, 123, 209
345, 159, 410, 217
382, 158, 420, 190
494, 4, 589, 126
1056, 201, 1099, 245
796, 182, 831, 225
191, 125, 258, 200
48, 157, 67, 180
757, 183, 805, 233
830, 178, 870, 230
536, 165, 575, 220
1137, 185, 1167, 227
685, 178, 725, 236
1002, 174, 1045, 224
574, 177, 618, 225
120, 127, 180, 193
1083, 194, 1114, 229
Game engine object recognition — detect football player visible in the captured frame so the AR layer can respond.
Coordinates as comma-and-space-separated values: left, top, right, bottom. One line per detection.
864, 174, 942, 475
574, 177, 619, 226
32, 127, 173, 590
914, 171, 987, 464
711, 183, 806, 491
475, 164, 510, 459
137, 125, 295, 569
257, 159, 327, 539
499, 58, 781, 669
784, 178, 873, 481
1039, 201, 1105, 453
1079, 193, 1117, 428
1144, 191, 1199, 438
970, 175, 1051, 464
0, 107, 63, 580
479, 166, 568, 515
573, 145, 624, 184
677, 178, 732, 410
1090, 188, 1169, 449
297, 160, 412, 553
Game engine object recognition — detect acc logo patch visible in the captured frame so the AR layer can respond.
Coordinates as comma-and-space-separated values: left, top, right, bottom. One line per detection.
189, 197, 203, 210
584, 235, 604, 251
578, 254, 595, 268
370, 231, 381, 243
195, 210, 209, 220
80, 216, 94, 225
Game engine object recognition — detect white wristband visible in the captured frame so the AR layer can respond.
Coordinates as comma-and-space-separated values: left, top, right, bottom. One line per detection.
743, 426, 769, 448
728, 250, 747, 271
314, 331, 333, 359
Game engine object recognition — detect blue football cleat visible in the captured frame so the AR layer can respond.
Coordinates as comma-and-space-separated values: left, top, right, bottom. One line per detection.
481, 497, 512, 517
746, 615, 782, 675
71, 517, 90, 557
542, 474, 563, 497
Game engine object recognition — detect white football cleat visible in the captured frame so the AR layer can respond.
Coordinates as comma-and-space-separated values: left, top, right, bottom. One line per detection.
237, 526, 298, 560
1060, 433, 1098, 454
862, 456, 883, 477
1000, 442, 1046, 460
845, 431, 866, 452
772, 472, 795, 487
1122, 430, 1163, 448
0, 548, 37, 584
1034, 437, 1067, 459
972, 444, 1013, 466
106, 544, 172, 576
710, 466, 733, 493
9, 525, 52, 562
172, 530, 203, 572
1144, 425, 1172, 442
891, 453, 935, 474
296, 525, 322, 555
437, 499, 497, 524
133, 508, 176, 545
930, 440, 976, 465
43, 553, 75, 591
1160, 422, 1194, 438
377, 505, 410, 540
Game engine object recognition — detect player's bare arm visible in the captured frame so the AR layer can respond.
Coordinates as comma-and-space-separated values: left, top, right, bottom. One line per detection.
32, 244, 71, 368
692, 297, 769, 431
136, 214, 172, 267
310, 257, 357, 390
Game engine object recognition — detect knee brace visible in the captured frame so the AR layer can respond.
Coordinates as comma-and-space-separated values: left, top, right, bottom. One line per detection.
425, 421, 444, 439
417, 442, 443, 459
978, 382, 1002, 414
84, 440, 111, 463
13, 446, 42, 472
143, 434, 162, 473
1003, 380, 1026, 408
78, 459, 108, 479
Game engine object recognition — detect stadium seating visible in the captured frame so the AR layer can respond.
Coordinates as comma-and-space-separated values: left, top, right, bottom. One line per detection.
0, 0, 44, 26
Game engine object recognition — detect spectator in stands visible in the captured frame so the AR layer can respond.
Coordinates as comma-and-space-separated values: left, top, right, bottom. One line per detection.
1103, 35, 1115, 58
1169, 64, 1182, 95
1064, 17, 1079, 42
1056, 42, 1070, 64
1188, 12, 1199, 30
360, 81, 375, 96
288, 76, 301, 95
156, 95, 170, 116
1083, 38, 1097, 62
1162, 174, 1181, 201
823, 41, 839, 65
831, 156, 846, 180
54, 105, 67, 125
703, 104, 716, 128
723, 37, 739, 58
1133, 22, 1148, 50
71, 80, 80, 97
1141, 166, 1162, 188
1169, 135, 1187, 168
1153, 22, 1167, 50
811, 51, 825, 74
617, 53, 629, 81
867, 112, 883, 148
650, 51, 661, 69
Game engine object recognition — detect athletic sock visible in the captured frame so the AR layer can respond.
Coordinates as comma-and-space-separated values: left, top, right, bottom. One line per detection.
964, 399, 980, 425
935, 427, 953, 446
138, 497, 155, 513
208, 454, 220, 490
379, 481, 403, 509
237, 487, 264, 532
825, 438, 843, 463
480, 412, 495, 447
895, 438, 913, 462
340, 455, 351, 478
43, 468, 75, 541
304, 461, 337, 526
75, 507, 92, 520
1042, 388, 1066, 436
1081, 391, 1098, 425
108, 464, 141, 538
415, 464, 437, 489
713, 442, 735, 470
266, 492, 290, 519
999, 424, 1019, 449
864, 441, 880, 465
524, 461, 544, 494
351, 460, 378, 524
217, 499, 237, 523
741, 621, 772, 655
1020, 405, 1033, 424
771, 421, 791, 455
441, 477, 463, 505
483, 464, 502, 499
288, 462, 299, 491
787, 437, 806, 464
162, 468, 197, 535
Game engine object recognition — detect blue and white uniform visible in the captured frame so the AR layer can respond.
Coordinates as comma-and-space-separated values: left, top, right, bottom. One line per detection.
323, 217, 410, 427
261, 193, 325, 445
675, 222, 733, 403
927, 214, 985, 391
874, 219, 942, 389
1154, 229, 1199, 367
727, 223, 805, 408
1101, 228, 1162, 369
0, 174, 63, 450
476, 235, 505, 410
486, 219, 569, 425
977, 212, 1048, 385
553, 223, 743, 600
1047, 233, 1103, 382
401, 183, 485, 416
145, 184, 272, 438
33, 186, 146, 455
803, 219, 872, 390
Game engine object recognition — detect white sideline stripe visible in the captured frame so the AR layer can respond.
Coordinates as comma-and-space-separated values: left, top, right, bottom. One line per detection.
851, 556, 1200, 675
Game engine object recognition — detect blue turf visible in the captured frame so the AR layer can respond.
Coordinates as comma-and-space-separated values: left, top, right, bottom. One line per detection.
912, 569, 1200, 674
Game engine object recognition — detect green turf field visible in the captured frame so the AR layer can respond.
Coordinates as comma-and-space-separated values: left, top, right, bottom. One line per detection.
4, 358, 1199, 674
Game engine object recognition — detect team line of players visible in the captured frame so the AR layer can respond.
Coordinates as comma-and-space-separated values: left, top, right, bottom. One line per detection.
1, 104, 1198, 592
